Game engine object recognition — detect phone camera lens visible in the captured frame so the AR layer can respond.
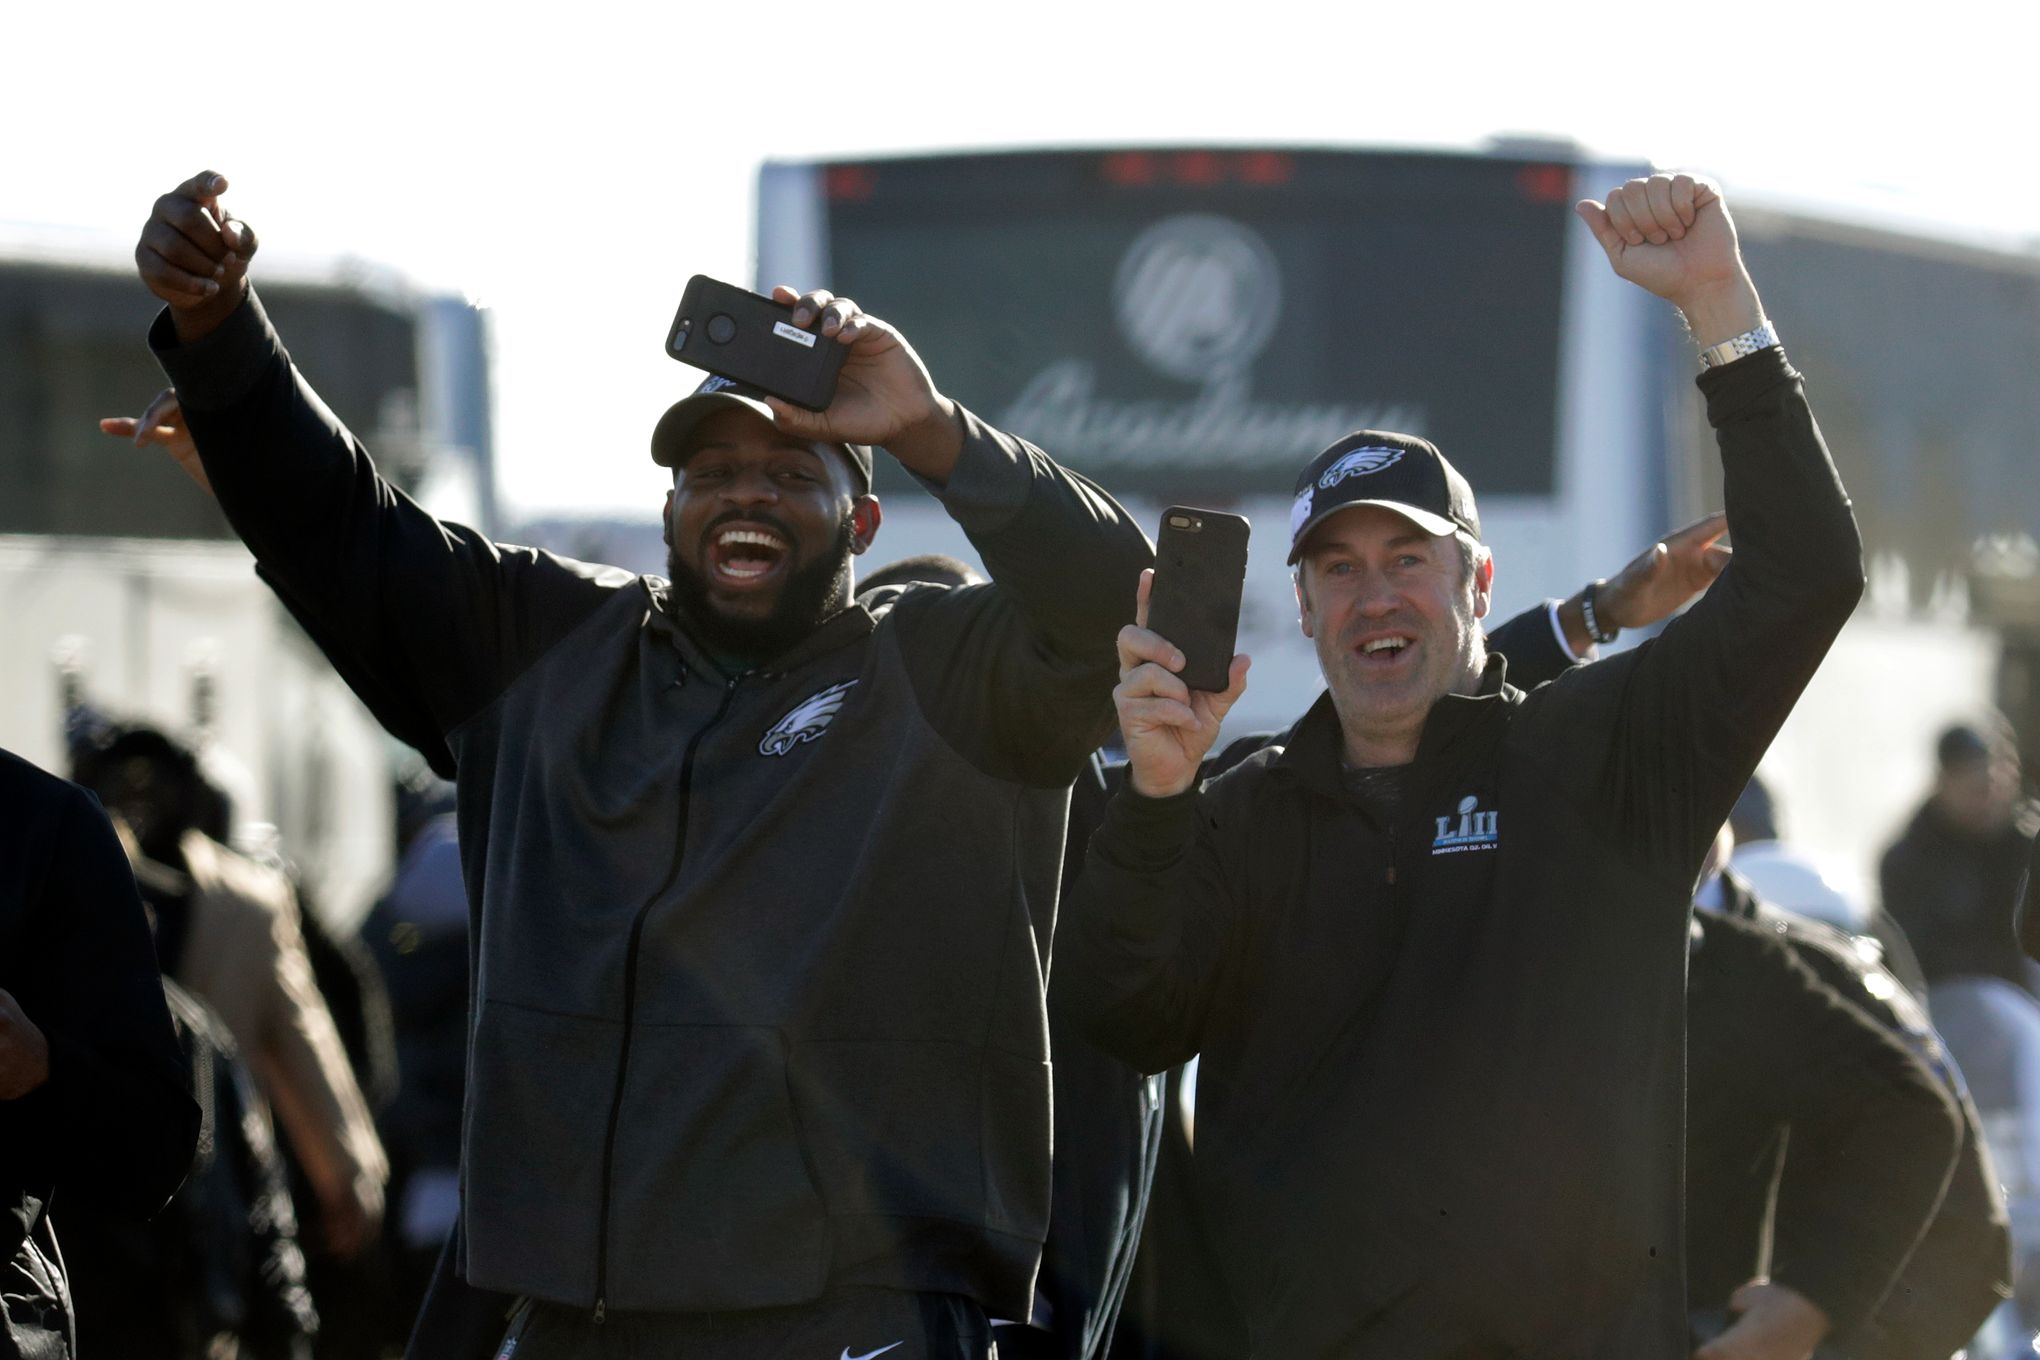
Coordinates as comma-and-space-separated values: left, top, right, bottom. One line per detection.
706, 313, 737, 344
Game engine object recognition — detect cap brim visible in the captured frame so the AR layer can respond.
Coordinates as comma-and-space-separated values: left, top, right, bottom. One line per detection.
1286, 499, 1460, 564
651, 390, 781, 468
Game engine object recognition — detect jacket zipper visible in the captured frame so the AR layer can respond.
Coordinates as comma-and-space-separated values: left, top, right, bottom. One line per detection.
591, 669, 746, 1323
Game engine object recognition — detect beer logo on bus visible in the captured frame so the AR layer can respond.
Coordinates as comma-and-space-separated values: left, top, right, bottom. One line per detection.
1113, 214, 1282, 384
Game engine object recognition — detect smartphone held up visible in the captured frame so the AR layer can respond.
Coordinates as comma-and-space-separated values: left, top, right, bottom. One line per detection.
666, 275, 847, 411
1147, 507, 1251, 693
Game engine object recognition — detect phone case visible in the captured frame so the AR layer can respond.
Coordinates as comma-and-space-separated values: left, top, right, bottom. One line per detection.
1147, 507, 1252, 692
665, 275, 849, 412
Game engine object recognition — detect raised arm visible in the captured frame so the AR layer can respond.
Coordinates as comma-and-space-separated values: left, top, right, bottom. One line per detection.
764, 288, 1156, 783
1528, 175, 1864, 869
135, 172, 619, 745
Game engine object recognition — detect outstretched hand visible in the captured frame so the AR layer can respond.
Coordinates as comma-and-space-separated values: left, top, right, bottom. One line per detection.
1115, 569, 1251, 799
1598, 511, 1731, 631
137, 171, 258, 343
755, 286, 963, 481
99, 388, 211, 495
1576, 173, 1763, 345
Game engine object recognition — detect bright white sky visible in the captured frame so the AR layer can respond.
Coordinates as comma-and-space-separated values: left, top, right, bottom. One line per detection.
10, 0, 2040, 521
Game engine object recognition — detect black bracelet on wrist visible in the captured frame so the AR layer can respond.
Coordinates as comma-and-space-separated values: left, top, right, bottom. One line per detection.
1580, 581, 1619, 645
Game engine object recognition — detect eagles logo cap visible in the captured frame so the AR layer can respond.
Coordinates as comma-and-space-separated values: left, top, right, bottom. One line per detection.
651, 373, 874, 494
1285, 429, 1481, 565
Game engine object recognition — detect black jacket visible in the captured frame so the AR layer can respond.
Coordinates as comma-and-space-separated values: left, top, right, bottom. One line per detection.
155, 291, 1152, 1321
1718, 876, 2014, 1360
1686, 907, 1960, 1344
1057, 348, 1864, 1358
0, 749, 199, 1357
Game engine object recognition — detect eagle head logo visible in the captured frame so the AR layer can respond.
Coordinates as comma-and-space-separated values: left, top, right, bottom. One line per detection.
759, 680, 858, 757
1318, 447, 1404, 490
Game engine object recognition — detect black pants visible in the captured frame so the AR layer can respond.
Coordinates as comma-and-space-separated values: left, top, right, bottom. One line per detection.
498, 1288, 996, 1360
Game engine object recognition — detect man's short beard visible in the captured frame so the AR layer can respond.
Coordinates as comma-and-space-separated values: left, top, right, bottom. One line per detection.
665, 513, 856, 662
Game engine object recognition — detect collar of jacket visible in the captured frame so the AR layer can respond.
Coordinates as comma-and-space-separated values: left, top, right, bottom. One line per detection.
1271, 652, 1515, 801
638, 577, 877, 680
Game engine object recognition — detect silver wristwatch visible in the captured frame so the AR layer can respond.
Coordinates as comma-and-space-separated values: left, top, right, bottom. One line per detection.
1698, 321, 1781, 369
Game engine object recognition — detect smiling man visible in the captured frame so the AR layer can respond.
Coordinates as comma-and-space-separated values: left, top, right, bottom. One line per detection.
1056, 173, 1867, 1358
650, 379, 885, 665
130, 169, 1152, 1360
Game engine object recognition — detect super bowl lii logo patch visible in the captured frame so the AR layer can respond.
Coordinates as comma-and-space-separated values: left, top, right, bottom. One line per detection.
1432, 795, 1500, 855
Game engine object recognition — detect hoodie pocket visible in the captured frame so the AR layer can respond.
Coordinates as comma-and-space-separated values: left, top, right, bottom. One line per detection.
604, 1023, 828, 1310
462, 999, 619, 1303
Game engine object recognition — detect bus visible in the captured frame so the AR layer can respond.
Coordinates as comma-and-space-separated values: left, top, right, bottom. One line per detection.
753, 145, 2037, 897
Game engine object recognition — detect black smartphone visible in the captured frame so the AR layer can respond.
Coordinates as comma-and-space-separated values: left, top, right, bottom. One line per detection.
665, 275, 849, 412
1147, 507, 1251, 693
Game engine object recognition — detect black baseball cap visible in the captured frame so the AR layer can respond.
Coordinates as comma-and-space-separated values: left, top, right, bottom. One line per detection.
651, 374, 874, 494
1286, 430, 1481, 565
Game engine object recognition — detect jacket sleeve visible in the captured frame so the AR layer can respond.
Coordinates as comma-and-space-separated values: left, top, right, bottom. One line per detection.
241, 873, 389, 1224
1052, 781, 1247, 1075
1746, 931, 1963, 1338
1522, 349, 1864, 876
1856, 1078, 2014, 1359
3, 786, 197, 1216
890, 408, 1155, 786
1484, 601, 1578, 691
151, 293, 621, 749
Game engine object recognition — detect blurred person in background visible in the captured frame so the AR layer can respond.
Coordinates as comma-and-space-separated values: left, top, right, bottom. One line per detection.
0, 745, 199, 1356
62, 964, 320, 1360
1699, 831, 2014, 1359
1881, 721, 2038, 993
1688, 852, 1967, 1360
359, 779, 467, 1348
70, 725, 390, 1282
244, 834, 399, 1360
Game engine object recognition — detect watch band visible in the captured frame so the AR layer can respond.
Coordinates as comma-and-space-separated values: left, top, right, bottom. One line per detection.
1581, 581, 1619, 645
1698, 320, 1781, 369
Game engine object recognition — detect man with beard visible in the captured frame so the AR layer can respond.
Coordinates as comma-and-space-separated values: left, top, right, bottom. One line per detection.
129, 169, 1152, 1359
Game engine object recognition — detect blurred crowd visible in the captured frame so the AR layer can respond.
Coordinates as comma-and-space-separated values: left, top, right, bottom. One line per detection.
39, 713, 467, 1359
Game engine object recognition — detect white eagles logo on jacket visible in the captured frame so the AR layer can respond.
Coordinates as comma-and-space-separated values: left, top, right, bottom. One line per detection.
1318, 446, 1404, 489
759, 680, 858, 756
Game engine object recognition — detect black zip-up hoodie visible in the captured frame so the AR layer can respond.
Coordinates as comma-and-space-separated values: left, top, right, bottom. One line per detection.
152, 292, 1154, 1320
1057, 348, 1865, 1358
